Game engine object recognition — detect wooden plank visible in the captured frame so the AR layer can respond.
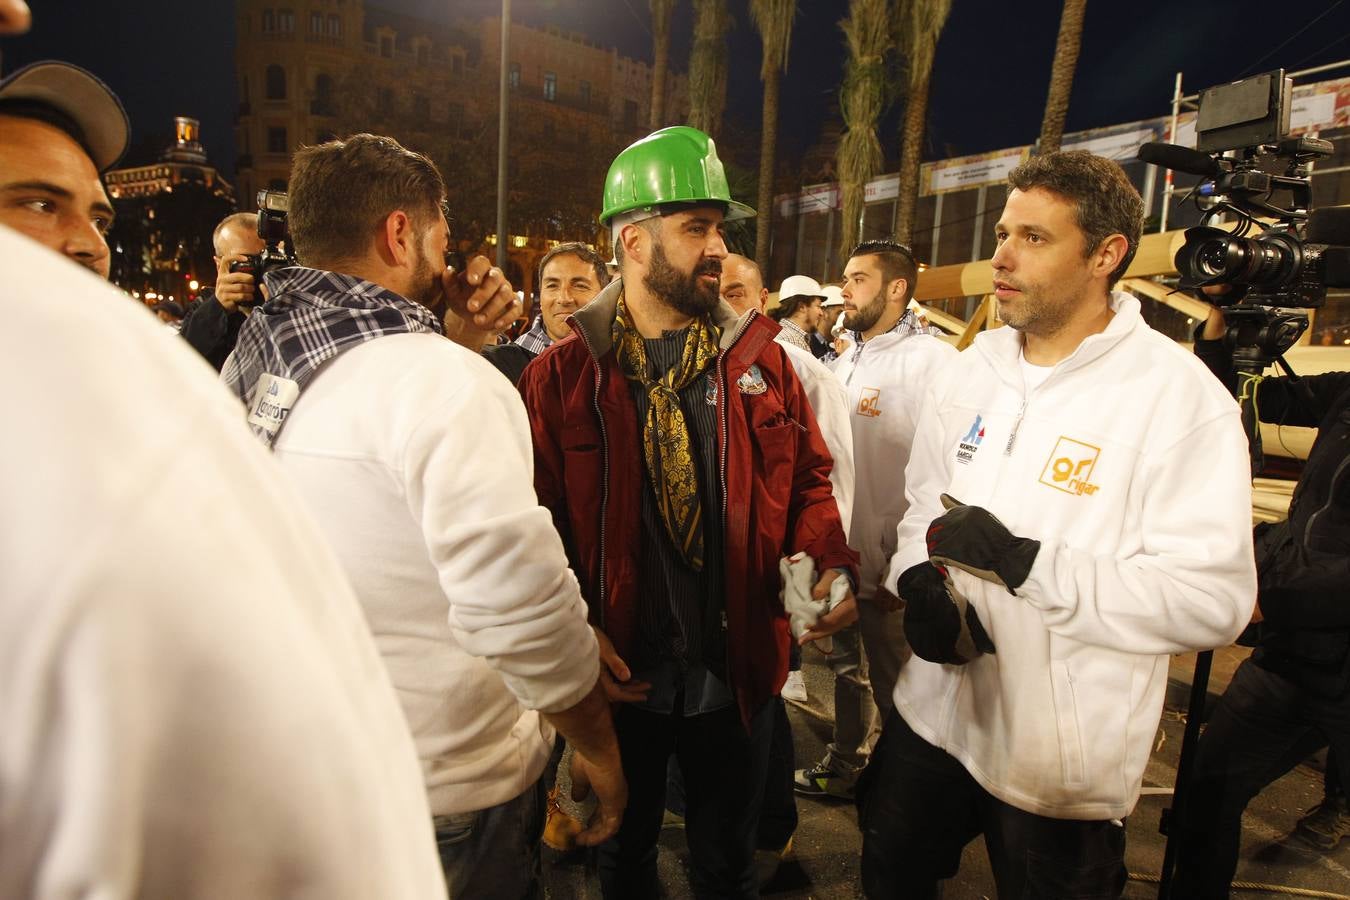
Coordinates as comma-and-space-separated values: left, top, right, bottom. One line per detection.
914, 230, 1193, 304
1118, 277, 1211, 321
957, 296, 993, 350
915, 303, 967, 335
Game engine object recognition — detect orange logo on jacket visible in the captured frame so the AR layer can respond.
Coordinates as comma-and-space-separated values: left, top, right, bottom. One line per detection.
1039, 437, 1101, 496
858, 387, 882, 417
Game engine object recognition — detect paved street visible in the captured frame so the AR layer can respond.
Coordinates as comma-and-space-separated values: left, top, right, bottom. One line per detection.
544, 645, 1350, 899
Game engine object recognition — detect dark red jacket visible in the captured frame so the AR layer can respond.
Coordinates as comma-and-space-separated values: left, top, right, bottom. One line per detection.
518, 281, 858, 724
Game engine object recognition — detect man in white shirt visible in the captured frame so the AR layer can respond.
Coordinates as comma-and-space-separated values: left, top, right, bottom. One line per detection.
222, 133, 626, 898
0, 225, 446, 898
860, 151, 1256, 897
799, 240, 956, 802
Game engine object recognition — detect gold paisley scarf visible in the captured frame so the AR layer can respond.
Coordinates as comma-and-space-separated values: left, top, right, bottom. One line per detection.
613, 294, 720, 571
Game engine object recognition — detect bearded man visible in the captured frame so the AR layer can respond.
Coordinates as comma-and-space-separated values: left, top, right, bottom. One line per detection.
519, 126, 858, 899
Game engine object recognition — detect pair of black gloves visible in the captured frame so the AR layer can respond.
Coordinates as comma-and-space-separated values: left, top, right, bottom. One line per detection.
896, 494, 1040, 665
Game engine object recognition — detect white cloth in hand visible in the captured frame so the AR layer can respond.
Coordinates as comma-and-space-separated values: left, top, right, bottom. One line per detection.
780, 552, 848, 653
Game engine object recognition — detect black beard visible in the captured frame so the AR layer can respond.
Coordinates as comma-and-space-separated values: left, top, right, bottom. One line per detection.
844, 291, 887, 333
644, 241, 721, 318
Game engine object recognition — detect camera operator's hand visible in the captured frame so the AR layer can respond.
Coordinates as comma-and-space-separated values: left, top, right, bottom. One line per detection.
1204, 288, 1236, 341
440, 255, 522, 350
214, 254, 258, 313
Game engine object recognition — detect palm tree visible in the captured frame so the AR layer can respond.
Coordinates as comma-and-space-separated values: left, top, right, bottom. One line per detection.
689, 0, 730, 139
836, 0, 893, 261
892, 0, 952, 245
649, 0, 677, 129
1038, 0, 1087, 154
750, 0, 797, 272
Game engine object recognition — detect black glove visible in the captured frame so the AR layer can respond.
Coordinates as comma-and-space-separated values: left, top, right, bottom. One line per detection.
926, 494, 1040, 594
897, 562, 995, 665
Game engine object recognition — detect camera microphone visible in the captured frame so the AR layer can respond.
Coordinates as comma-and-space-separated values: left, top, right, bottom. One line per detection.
1137, 142, 1224, 180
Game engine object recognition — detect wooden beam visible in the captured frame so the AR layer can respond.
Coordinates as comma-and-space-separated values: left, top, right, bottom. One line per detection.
915, 303, 967, 335
914, 230, 1193, 303
1119, 277, 1210, 321
957, 296, 994, 350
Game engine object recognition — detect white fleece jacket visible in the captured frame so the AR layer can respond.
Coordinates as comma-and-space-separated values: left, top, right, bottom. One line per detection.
1, 227, 443, 898
272, 332, 600, 817
829, 327, 956, 598
884, 293, 1257, 820
780, 338, 855, 538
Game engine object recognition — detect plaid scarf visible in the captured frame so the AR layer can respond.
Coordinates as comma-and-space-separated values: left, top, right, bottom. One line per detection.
514, 315, 553, 355
612, 294, 720, 571
222, 266, 443, 447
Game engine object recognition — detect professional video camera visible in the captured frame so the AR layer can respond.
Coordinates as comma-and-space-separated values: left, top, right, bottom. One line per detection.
1138, 70, 1350, 375
228, 189, 297, 293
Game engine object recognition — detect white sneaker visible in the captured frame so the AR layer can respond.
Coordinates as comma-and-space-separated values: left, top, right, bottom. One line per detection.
781, 669, 808, 703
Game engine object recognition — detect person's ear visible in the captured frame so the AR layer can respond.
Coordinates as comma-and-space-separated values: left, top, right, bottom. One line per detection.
379, 210, 416, 266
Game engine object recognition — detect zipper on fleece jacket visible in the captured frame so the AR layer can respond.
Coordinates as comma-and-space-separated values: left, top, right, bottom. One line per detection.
1005, 399, 1028, 456
1304, 453, 1350, 548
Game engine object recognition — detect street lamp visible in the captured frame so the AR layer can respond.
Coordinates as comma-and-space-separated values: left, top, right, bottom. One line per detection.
495, 0, 510, 270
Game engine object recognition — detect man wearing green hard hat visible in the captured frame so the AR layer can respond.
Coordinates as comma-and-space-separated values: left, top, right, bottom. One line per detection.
519, 125, 860, 897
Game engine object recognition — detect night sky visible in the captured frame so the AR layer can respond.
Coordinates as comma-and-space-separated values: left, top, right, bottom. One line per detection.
6, 0, 1350, 182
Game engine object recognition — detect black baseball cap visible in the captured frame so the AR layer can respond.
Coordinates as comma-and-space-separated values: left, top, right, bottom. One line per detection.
0, 60, 129, 171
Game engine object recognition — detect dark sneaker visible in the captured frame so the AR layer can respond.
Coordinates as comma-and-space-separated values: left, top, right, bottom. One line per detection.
1296, 796, 1350, 850
793, 762, 856, 800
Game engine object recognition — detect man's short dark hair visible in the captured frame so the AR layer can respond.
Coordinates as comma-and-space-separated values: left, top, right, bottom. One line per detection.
538, 241, 609, 294
0, 100, 97, 166
288, 133, 446, 267
1007, 151, 1144, 287
848, 239, 919, 304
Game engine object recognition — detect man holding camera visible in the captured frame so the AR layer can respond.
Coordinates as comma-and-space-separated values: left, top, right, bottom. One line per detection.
860, 151, 1257, 897
1172, 302, 1350, 897
179, 212, 267, 370
222, 133, 626, 897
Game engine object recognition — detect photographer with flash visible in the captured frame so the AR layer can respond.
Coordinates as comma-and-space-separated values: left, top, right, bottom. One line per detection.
1173, 298, 1350, 896
861, 151, 1256, 898
179, 212, 267, 370
222, 133, 626, 898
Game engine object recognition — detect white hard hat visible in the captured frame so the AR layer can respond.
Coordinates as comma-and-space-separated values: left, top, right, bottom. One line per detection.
777, 274, 826, 301
821, 285, 845, 308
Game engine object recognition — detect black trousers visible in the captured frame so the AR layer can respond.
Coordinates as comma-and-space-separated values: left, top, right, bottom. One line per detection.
1173, 658, 1350, 898
598, 700, 773, 899
858, 711, 1127, 899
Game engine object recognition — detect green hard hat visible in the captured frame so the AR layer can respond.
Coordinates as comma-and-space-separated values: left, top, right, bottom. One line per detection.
600, 126, 756, 226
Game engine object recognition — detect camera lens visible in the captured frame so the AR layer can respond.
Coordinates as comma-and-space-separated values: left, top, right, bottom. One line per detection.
1177, 226, 1301, 290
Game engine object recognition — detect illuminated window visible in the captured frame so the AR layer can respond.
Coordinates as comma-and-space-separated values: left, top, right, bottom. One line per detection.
509, 62, 520, 90
544, 72, 557, 102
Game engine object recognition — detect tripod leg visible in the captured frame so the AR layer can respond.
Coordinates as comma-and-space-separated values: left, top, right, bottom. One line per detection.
1157, 649, 1213, 899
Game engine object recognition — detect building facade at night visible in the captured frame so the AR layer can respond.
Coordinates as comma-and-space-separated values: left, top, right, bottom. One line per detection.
104, 116, 236, 303
232, 0, 697, 293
